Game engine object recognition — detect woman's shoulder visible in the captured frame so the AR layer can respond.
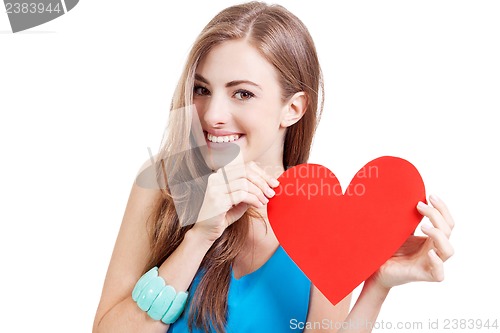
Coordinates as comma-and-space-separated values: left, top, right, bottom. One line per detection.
134, 154, 167, 191
121, 155, 167, 235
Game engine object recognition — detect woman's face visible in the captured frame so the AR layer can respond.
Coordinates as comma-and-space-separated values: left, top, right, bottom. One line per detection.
194, 39, 289, 170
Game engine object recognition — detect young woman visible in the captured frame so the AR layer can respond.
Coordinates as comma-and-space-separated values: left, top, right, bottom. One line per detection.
93, 2, 455, 332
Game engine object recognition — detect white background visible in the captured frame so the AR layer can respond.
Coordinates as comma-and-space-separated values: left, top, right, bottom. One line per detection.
1, 1, 499, 332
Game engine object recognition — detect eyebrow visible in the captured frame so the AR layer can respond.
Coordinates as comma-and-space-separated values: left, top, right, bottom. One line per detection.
194, 73, 262, 91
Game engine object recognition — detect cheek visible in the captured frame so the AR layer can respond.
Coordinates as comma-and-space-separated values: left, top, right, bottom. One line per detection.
193, 100, 206, 117
242, 109, 282, 139
242, 99, 283, 123
235, 112, 257, 132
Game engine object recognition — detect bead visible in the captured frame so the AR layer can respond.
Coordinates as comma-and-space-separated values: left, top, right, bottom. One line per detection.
132, 267, 158, 302
147, 285, 176, 320
161, 291, 189, 324
137, 276, 165, 311
132, 266, 189, 325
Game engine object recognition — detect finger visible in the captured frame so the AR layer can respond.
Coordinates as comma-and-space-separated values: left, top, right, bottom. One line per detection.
207, 170, 225, 187
244, 166, 278, 199
247, 161, 280, 188
420, 222, 455, 261
417, 201, 452, 238
429, 195, 455, 232
221, 168, 252, 206
246, 172, 276, 199
427, 249, 445, 282
228, 178, 269, 205
220, 162, 279, 199
218, 163, 247, 183
230, 190, 263, 209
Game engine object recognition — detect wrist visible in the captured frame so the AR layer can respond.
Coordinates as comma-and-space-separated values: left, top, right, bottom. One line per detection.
364, 274, 391, 300
185, 228, 215, 252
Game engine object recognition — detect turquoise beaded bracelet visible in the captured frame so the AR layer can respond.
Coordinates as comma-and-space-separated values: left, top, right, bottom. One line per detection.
132, 267, 189, 324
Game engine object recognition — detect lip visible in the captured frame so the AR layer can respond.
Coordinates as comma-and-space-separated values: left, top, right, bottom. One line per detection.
205, 129, 243, 136
204, 130, 244, 146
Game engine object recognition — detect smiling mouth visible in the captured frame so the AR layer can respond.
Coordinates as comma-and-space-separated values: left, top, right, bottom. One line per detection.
205, 131, 244, 143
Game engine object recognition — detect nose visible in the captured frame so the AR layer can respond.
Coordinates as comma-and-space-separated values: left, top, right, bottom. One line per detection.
200, 94, 231, 128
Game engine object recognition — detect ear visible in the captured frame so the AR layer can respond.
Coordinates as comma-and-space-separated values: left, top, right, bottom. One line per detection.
280, 92, 308, 128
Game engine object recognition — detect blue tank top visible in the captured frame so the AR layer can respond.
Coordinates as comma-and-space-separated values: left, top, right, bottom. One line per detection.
167, 245, 311, 333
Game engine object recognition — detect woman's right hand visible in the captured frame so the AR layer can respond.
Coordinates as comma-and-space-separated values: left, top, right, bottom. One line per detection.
191, 161, 280, 242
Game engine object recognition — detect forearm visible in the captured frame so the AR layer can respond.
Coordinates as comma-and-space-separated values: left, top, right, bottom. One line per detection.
158, 228, 214, 292
95, 296, 168, 333
95, 229, 214, 333
338, 279, 390, 333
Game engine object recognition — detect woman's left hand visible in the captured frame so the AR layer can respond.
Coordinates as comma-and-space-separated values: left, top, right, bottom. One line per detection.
370, 195, 455, 289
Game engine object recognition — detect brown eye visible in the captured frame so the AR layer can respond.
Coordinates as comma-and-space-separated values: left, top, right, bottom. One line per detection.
234, 89, 255, 101
194, 85, 210, 96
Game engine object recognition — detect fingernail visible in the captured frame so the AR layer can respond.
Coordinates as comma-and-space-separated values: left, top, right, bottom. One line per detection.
271, 178, 280, 187
417, 201, 427, 209
429, 249, 438, 257
430, 194, 440, 203
421, 222, 433, 231
266, 188, 275, 197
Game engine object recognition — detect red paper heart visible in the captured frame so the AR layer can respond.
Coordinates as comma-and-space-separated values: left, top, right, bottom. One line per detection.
267, 156, 426, 305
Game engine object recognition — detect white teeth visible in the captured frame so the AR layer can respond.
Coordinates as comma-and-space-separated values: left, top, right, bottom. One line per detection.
207, 133, 240, 143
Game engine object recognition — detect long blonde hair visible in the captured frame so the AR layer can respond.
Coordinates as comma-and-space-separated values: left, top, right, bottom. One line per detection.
145, 2, 323, 332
